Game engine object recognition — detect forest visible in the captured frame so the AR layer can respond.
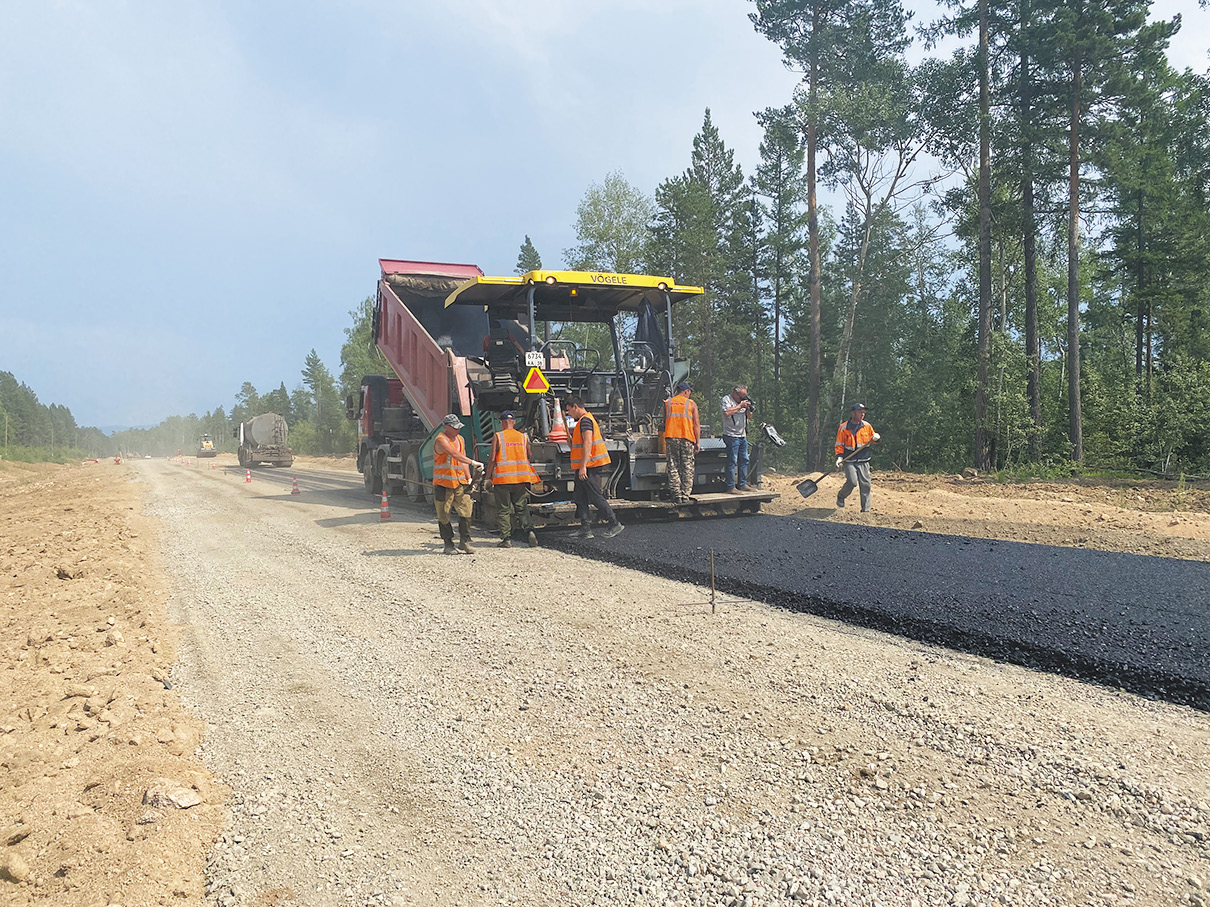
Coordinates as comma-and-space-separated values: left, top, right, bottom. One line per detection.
13, 0, 1209, 477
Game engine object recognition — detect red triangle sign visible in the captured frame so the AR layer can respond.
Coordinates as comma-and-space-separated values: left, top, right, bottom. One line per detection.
523, 367, 550, 394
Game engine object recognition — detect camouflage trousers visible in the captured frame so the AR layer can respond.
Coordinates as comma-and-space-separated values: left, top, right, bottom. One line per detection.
666, 437, 696, 504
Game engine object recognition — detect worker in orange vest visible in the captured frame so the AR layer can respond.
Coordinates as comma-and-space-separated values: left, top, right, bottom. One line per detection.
834, 402, 881, 512
487, 411, 540, 548
663, 380, 701, 504
433, 413, 484, 555
564, 395, 624, 540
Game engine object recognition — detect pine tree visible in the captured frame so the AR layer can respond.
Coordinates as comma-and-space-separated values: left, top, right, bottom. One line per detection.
515, 235, 543, 274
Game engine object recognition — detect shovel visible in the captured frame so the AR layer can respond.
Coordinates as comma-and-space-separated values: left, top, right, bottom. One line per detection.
796, 444, 871, 498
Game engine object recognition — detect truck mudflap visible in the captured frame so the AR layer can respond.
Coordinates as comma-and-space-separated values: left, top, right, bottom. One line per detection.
523, 489, 778, 528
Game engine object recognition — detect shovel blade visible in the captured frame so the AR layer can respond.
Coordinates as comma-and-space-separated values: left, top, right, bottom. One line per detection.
796, 477, 819, 498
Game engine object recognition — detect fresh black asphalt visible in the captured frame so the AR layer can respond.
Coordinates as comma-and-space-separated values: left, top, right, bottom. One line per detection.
554, 515, 1210, 711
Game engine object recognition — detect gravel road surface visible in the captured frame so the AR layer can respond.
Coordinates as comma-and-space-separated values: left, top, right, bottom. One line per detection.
558, 517, 1210, 709
133, 460, 1209, 907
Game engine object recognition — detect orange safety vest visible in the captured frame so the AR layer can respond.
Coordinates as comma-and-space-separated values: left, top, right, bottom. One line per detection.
835, 420, 876, 455
664, 393, 696, 441
491, 428, 539, 485
433, 432, 470, 487
570, 412, 610, 470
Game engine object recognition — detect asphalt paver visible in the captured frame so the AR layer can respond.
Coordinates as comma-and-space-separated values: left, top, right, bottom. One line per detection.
556, 514, 1210, 710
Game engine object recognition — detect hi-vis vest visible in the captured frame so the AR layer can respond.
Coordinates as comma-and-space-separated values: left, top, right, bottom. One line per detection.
664, 393, 695, 441
491, 428, 539, 485
571, 413, 610, 470
433, 432, 470, 487
835, 420, 876, 460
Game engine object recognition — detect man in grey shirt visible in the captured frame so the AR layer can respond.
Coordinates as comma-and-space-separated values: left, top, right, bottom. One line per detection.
720, 384, 753, 493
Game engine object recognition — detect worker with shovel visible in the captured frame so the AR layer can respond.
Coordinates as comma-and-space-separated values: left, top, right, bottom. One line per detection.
835, 403, 880, 512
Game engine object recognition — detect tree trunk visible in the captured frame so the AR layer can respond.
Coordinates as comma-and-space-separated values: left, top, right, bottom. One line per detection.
1020, 0, 1042, 463
1067, 66, 1084, 462
975, 0, 993, 472
1134, 184, 1145, 388
805, 31, 823, 471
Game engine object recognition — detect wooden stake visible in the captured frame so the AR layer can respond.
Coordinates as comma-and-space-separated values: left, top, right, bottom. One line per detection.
710, 548, 716, 614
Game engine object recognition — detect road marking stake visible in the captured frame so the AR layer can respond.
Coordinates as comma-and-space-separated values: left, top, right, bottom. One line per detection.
291, 476, 300, 495
379, 491, 391, 521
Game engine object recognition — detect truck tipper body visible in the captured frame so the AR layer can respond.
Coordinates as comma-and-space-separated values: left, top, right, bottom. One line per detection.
347, 259, 776, 524
234, 413, 293, 468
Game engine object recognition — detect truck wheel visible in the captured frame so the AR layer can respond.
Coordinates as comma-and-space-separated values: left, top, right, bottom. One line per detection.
405, 454, 423, 504
237, 449, 246, 468
364, 459, 382, 496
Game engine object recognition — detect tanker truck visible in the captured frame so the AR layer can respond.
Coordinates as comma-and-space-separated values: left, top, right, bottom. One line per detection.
234, 413, 293, 468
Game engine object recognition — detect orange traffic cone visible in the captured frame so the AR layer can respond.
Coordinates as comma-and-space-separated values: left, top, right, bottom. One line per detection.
291, 476, 300, 495
211, 464, 216, 470
245, 468, 252, 484
547, 397, 569, 442
379, 491, 391, 521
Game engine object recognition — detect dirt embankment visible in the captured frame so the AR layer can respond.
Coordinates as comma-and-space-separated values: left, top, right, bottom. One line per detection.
0, 461, 228, 905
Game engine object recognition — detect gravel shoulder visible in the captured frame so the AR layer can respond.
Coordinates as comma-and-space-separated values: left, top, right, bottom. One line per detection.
4, 459, 1208, 907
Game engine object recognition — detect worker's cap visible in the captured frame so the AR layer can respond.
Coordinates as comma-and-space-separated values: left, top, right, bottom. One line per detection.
499, 411, 515, 420
441, 414, 464, 429
850, 402, 867, 411
675, 380, 692, 391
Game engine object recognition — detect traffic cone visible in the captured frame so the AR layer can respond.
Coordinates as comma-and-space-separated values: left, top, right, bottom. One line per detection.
379, 491, 391, 521
245, 468, 252, 484
291, 476, 300, 495
547, 397, 569, 442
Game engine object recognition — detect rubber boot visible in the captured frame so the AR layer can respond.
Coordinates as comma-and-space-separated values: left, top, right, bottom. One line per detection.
458, 517, 475, 554
439, 521, 457, 555
527, 530, 539, 548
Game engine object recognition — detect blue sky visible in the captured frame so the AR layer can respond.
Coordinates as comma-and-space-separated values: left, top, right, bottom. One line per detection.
1, 0, 1206, 428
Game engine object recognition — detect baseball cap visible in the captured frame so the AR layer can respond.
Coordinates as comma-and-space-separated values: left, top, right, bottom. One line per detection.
850, 402, 867, 411
675, 380, 692, 392
441, 414, 464, 428
499, 411, 515, 420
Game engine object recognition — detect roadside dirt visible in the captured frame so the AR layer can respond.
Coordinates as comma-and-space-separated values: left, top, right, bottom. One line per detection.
2, 457, 1207, 905
0, 460, 228, 905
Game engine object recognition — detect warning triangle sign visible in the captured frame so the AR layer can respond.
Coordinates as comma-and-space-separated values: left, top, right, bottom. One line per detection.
522, 367, 550, 394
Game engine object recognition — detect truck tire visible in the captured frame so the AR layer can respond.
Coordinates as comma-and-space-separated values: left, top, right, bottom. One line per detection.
364, 458, 382, 496
237, 449, 246, 468
405, 454, 423, 504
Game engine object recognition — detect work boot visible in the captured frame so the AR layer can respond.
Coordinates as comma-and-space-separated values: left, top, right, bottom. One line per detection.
727, 487, 744, 495
600, 521, 624, 539
497, 538, 512, 548
574, 524, 595, 540
527, 530, 539, 548
836, 494, 845, 509
439, 522, 456, 554
457, 518, 475, 554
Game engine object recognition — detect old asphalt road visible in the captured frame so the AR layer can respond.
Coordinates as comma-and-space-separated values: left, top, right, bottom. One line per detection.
558, 515, 1210, 711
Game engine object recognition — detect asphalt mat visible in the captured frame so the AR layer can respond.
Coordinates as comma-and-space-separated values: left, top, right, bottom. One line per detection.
551, 514, 1210, 711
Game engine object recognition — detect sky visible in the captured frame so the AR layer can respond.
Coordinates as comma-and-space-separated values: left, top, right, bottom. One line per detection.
1, 0, 1207, 429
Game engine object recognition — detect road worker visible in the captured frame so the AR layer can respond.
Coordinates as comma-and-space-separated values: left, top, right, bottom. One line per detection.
664, 380, 701, 504
488, 411, 540, 548
564, 395, 624, 539
834, 402, 881, 512
720, 383, 753, 494
433, 413, 484, 555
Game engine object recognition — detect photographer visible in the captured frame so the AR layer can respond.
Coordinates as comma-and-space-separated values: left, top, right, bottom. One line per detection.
720, 384, 753, 493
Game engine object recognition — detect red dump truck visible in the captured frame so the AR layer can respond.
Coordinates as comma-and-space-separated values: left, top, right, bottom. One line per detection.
346, 259, 777, 524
